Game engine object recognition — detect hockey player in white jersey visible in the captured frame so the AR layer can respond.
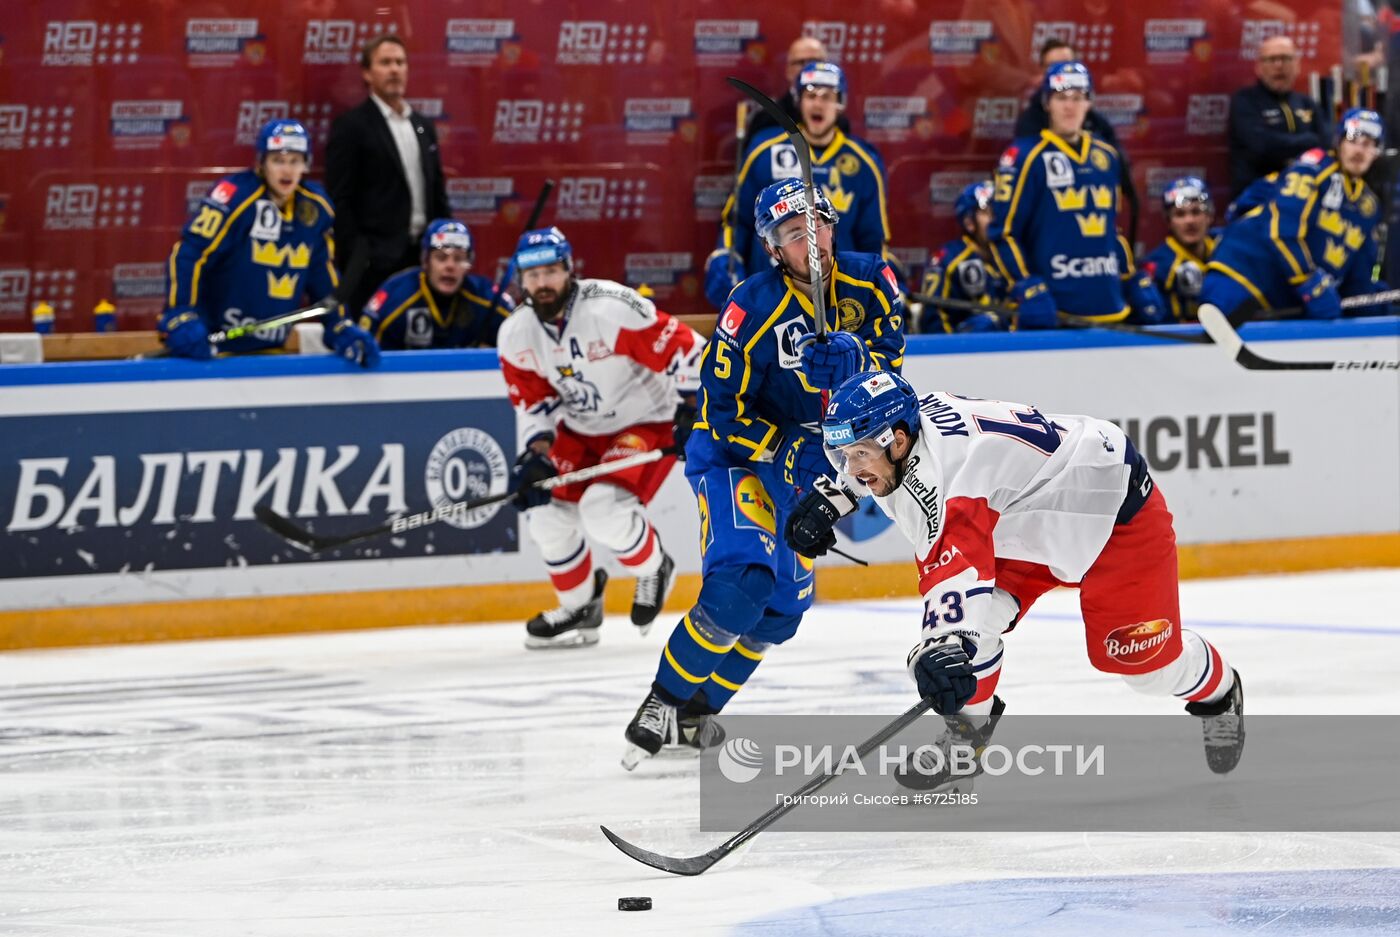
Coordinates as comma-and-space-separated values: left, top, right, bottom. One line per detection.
497, 227, 704, 649
785, 371, 1245, 785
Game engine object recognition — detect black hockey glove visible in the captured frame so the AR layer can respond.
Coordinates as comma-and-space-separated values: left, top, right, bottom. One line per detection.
672, 393, 698, 460
512, 448, 557, 510
907, 634, 978, 714
784, 476, 860, 558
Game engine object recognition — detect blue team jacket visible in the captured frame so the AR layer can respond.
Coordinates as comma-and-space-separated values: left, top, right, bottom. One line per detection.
360, 267, 512, 349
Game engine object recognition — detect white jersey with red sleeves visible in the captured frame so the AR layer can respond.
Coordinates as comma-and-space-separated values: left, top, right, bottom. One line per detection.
856, 392, 1131, 596
496, 278, 703, 448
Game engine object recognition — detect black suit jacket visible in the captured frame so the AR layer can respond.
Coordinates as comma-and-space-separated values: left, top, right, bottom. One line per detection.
325, 97, 451, 271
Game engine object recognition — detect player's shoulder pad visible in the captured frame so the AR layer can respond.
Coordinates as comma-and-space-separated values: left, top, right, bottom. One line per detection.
494, 303, 538, 348
717, 269, 784, 344
841, 132, 885, 167
377, 265, 424, 298
1089, 136, 1120, 161
202, 170, 261, 212
577, 278, 656, 323
997, 137, 1040, 172
295, 180, 336, 222
464, 271, 501, 301
1296, 148, 1328, 169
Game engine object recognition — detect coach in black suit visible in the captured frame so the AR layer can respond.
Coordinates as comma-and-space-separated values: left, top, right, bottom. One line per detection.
327, 34, 451, 317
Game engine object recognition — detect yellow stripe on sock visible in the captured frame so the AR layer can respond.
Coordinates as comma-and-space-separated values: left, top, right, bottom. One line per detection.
684, 614, 735, 654
663, 644, 709, 683
710, 674, 743, 692
733, 642, 765, 661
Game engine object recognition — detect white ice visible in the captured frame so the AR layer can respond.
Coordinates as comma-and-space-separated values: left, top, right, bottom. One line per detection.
1, 569, 1398, 936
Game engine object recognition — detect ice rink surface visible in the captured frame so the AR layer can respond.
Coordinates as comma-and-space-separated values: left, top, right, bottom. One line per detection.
1, 569, 1398, 936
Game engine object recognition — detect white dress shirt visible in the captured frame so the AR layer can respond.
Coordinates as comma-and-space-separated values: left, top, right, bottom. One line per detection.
370, 93, 427, 239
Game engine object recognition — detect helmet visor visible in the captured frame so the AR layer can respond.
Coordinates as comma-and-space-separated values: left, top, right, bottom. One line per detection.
822, 421, 895, 475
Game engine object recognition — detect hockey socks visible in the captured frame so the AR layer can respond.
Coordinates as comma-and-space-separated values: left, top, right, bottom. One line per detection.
653, 610, 739, 704
1121, 629, 1234, 705
697, 639, 767, 711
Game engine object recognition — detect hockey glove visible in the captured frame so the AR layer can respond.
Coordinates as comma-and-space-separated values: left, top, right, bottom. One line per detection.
328, 318, 383, 368
512, 448, 557, 510
796, 330, 869, 389
1298, 268, 1342, 319
907, 634, 978, 714
1010, 276, 1058, 330
956, 311, 1004, 333
1124, 271, 1169, 325
704, 250, 745, 311
672, 394, 698, 460
785, 476, 860, 558
159, 308, 214, 360
779, 432, 835, 494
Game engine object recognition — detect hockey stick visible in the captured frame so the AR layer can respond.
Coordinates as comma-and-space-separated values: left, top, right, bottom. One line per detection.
725, 100, 748, 286
256, 446, 678, 553
486, 179, 556, 317
601, 697, 935, 875
1197, 303, 1399, 371
207, 297, 337, 345
1227, 286, 1400, 327
727, 77, 827, 337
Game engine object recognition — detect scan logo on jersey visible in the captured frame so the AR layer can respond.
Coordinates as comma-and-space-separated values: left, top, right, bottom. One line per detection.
186, 19, 264, 67
43, 21, 143, 67
424, 428, 510, 530
557, 21, 647, 65
445, 19, 518, 66
1143, 19, 1209, 65
693, 20, 764, 67
928, 21, 995, 66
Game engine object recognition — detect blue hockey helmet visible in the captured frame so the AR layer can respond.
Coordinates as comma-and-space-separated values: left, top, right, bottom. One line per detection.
514, 226, 573, 273
954, 180, 995, 227
754, 178, 839, 247
821, 370, 920, 474
1041, 61, 1094, 103
794, 60, 847, 104
421, 219, 474, 261
255, 119, 311, 165
1161, 176, 1213, 215
1337, 107, 1385, 147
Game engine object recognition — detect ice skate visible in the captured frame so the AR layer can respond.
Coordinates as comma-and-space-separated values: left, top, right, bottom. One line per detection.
1185, 669, 1245, 775
524, 570, 608, 650
621, 686, 679, 771
894, 695, 1006, 793
629, 548, 676, 634
678, 694, 726, 751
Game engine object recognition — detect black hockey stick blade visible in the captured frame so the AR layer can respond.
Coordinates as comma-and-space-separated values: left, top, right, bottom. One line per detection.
253, 503, 391, 553
599, 826, 725, 877
1198, 303, 1397, 370
726, 77, 801, 137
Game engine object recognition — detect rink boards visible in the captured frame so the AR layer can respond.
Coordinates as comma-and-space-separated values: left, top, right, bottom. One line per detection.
0, 319, 1396, 645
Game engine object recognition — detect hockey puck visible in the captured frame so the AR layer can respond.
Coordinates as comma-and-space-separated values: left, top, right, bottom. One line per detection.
618, 897, 652, 911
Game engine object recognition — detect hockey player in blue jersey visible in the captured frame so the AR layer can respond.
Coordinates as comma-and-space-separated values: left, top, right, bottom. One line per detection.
919, 180, 1008, 333
1201, 108, 1388, 320
621, 178, 905, 768
161, 119, 380, 365
1140, 177, 1220, 322
988, 62, 1165, 327
359, 219, 513, 349
703, 61, 892, 311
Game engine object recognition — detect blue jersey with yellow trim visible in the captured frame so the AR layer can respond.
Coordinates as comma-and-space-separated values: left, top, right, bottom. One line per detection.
1140, 234, 1217, 322
164, 170, 339, 353
716, 127, 891, 279
1207, 149, 1384, 310
919, 236, 1007, 333
692, 251, 905, 472
989, 130, 1131, 323
360, 267, 512, 350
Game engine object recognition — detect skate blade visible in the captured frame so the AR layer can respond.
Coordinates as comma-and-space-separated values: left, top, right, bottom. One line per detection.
634, 621, 653, 637
523, 628, 601, 651
621, 743, 654, 772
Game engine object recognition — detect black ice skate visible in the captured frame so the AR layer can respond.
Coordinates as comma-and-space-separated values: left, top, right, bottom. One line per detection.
1185, 669, 1245, 775
629, 548, 676, 634
622, 686, 680, 771
894, 695, 1007, 793
524, 570, 608, 650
